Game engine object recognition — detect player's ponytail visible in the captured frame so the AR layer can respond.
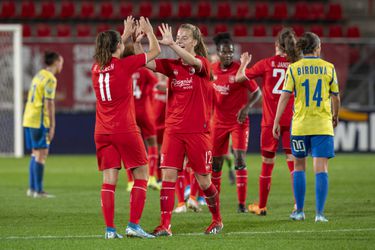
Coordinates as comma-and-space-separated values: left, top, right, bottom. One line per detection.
277, 27, 300, 63
94, 30, 121, 68
297, 32, 321, 56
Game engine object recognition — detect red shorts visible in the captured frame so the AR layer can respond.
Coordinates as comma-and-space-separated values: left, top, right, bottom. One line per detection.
212, 122, 249, 156
261, 126, 291, 152
160, 132, 212, 175
136, 113, 156, 139
95, 132, 148, 171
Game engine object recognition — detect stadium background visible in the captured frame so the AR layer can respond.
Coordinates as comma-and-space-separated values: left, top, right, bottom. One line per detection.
1, 0, 374, 153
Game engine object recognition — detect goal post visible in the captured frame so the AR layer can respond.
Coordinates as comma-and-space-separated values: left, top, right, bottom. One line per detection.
0, 24, 23, 157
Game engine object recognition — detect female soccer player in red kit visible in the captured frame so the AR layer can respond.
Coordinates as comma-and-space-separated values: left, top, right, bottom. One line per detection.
146, 23, 222, 236
236, 28, 300, 215
91, 16, 160, 239
211, 33, 261, 213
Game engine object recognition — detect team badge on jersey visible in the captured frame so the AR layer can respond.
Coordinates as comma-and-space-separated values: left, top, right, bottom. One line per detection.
173, 70, 178, 76
213, 75, 218, 81
229, 75, 235, 84
189, 67, 195, 75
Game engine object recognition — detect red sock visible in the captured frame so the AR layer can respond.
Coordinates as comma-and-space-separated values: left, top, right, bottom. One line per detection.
203, 183, 221, 222
101, 183, 116, 228
129, 179, 147, 224
259, 163, 274, 209
160, 181, 175, 229
156, 158, 162, 181
148, 145, 158, 177
176, 171, 185, 203
190, 173, 199, 198
184, 168, 190, 186
127, 169, 133, 182
236, 169, 248, 205
211, 171, 222, 194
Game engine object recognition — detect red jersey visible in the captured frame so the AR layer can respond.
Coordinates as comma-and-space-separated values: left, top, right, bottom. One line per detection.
211, 61, 259, 126
132, 67, 158, 117
92, 53, 146, 134
155, 56, 211, 133
245, 55, 294, 127
153, 87, 167, 130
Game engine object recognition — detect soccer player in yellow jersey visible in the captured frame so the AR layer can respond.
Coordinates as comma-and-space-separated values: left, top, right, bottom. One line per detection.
23, 51, 64, 198
273, 32, 340, 222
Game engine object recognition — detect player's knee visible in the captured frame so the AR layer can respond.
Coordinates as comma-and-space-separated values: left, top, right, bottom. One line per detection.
234, 164, 246, 170
212, 157, 223, 172
132, 165, 149, 180
195, 174, 211, 190
234, 157, 246, 169
103, 169, 119, 185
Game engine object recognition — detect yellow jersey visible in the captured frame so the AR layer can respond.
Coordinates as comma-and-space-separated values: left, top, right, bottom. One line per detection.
283, 57, 339, 136
23, 69, 57, 128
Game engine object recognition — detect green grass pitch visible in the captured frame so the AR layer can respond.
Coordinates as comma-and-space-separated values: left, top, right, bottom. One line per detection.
0, 154, 374, 249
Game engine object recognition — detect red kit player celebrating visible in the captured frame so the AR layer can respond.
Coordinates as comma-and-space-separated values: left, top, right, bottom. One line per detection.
211, 33, 261, 213
235, 28, 300, 215
91, 16, 160, 239
145, 23, 222, 236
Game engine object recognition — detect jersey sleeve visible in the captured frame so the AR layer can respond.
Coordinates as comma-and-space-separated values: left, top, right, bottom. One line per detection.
196, 56, 210, 77
282, 66, 295, 93
329, 67, 339, 95
240, 79, 259, 93
145, 69, 159, 95
245, 59, 266, 80
44, 78, 57, 100
155, 59, 175, 77
121, 53, 147, 73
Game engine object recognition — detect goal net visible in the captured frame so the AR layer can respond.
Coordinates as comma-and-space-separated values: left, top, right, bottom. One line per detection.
0, 25, 23, 157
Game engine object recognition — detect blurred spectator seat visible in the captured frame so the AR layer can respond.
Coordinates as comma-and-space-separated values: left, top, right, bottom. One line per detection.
253, 25, 266, 37
100, 2, 113, 19
21, 1, 36, 19
60, 1, 75, 19
310, 25, 324, 37
0, 1, 16, 18
39, 1, 56, 19
233, 24, 247, 37
22, 24, 32, 37
310, 2, 325, 20
217, 1, 231, 19
158, 1, 172, 18
80, 1, 95, 19
120, 2, 133, 17
326, 3, 342, 20
139, 1, 152, 17
273, 2, 288, 20
214, 24, 228, 34
77, 24, 91, 37
294, 1, 309, 21
177, 2, 192, 18
197, 1, 211, 18
198, 24, 208, 36
57, 24, 71, 37
292, 25, 305, 36
37, 24, 51, 37
272, 25, 283, 37
328, 25, 343, 37
236, 2, 249, 19
97, 24, 111, 34
255, 2, 269, 20
347, 26, 360, 38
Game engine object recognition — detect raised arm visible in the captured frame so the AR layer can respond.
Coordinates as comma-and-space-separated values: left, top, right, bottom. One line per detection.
158, 23, 202, 70
235, 52, 252, 82
121, 16, 136, 43
139, 17, 161, 64
132, 21, 145, 55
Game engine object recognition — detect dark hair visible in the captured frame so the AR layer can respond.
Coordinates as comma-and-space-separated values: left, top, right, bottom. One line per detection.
93, 30, 121, 68
277, 28, 300, 63
44, 51, 60, 66
297, 32, 321, 56
179, 23, 208, 58
213, 32, 233, 49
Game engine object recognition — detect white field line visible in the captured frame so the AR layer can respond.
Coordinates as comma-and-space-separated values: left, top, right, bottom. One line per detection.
1, 228, 375, 240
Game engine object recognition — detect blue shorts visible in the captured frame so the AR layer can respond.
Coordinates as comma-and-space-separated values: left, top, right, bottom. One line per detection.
24, 126, 50, 150
290, 135, 334, 159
